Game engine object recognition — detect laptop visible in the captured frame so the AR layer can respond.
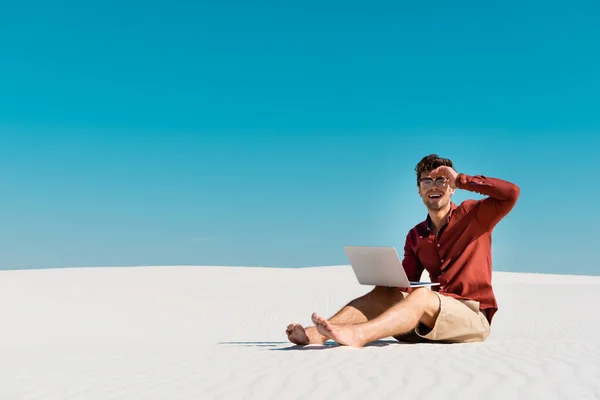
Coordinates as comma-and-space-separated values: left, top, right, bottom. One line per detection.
344, 245, 440, 288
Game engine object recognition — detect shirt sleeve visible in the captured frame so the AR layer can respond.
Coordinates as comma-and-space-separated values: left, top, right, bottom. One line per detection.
455, 173, 520, 229
402, 232, 424, 282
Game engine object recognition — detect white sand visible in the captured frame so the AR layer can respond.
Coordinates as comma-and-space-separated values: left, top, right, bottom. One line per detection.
1, 265, 599, 399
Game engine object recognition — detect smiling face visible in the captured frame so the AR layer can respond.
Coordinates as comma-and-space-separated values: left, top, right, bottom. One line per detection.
418, 172, 454, 211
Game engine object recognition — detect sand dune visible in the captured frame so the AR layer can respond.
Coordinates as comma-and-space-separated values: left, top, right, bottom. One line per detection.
1, 265, 599, 399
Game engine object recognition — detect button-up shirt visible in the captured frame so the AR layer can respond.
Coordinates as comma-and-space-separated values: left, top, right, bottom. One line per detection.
402, 173, 520, 324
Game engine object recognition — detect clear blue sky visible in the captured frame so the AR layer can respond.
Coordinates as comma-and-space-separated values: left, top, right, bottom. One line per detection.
1, 0, 598, 275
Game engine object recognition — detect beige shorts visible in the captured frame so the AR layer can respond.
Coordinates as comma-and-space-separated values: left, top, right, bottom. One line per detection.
394, 291, 491, 343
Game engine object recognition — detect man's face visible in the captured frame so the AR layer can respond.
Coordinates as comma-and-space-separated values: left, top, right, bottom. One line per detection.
417, 172, 454, 211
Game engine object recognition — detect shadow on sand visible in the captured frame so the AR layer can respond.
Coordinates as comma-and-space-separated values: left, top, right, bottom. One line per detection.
218, 339, 406, 350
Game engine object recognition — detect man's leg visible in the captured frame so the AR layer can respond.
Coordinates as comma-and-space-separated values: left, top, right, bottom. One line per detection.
286, 286, 405, 345
311, 287, 440, 348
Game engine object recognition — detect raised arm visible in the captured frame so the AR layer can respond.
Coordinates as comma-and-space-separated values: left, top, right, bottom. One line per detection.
455, 173, 520, 228
430, 166, 520, 229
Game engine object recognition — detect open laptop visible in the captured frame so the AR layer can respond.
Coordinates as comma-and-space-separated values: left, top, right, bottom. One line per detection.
344, 245, 440, 288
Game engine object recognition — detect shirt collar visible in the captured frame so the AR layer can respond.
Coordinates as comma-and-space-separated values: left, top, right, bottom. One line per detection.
425, 202, 458, 232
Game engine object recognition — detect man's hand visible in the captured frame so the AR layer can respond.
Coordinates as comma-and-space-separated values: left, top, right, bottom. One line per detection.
431, 166, 459, 189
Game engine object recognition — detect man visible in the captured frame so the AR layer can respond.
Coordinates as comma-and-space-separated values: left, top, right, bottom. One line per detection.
285, 154, 520, 347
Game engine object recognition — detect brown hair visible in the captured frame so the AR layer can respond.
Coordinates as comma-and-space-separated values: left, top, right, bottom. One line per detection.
415, 154, 454, 185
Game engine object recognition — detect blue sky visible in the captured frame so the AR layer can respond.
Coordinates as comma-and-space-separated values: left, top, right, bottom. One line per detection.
1, 0, 598, 275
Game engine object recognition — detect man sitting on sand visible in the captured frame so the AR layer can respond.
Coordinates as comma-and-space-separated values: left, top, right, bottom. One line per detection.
286, 154, 520, 347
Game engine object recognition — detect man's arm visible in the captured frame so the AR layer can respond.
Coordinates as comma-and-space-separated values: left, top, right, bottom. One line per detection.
455, 173, 520, 228
402, 233, 424, 282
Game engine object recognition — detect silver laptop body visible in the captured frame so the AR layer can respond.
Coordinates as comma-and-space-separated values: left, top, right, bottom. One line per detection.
343, 245, 440, 288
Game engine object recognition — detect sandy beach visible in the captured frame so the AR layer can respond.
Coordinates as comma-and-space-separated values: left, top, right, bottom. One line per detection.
1, 265, 599, 399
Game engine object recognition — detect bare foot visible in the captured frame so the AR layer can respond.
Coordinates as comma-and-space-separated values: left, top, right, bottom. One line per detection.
311, 312, 366, 348
285, 324, 326, 345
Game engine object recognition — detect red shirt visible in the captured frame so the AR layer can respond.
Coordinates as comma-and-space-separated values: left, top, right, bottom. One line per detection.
402, 173, 520, 324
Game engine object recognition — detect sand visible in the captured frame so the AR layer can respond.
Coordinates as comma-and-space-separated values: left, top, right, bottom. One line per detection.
1, 265, 599, 399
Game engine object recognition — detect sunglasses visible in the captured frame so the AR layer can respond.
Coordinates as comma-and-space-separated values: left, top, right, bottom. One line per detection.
419, 177, 448, 188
